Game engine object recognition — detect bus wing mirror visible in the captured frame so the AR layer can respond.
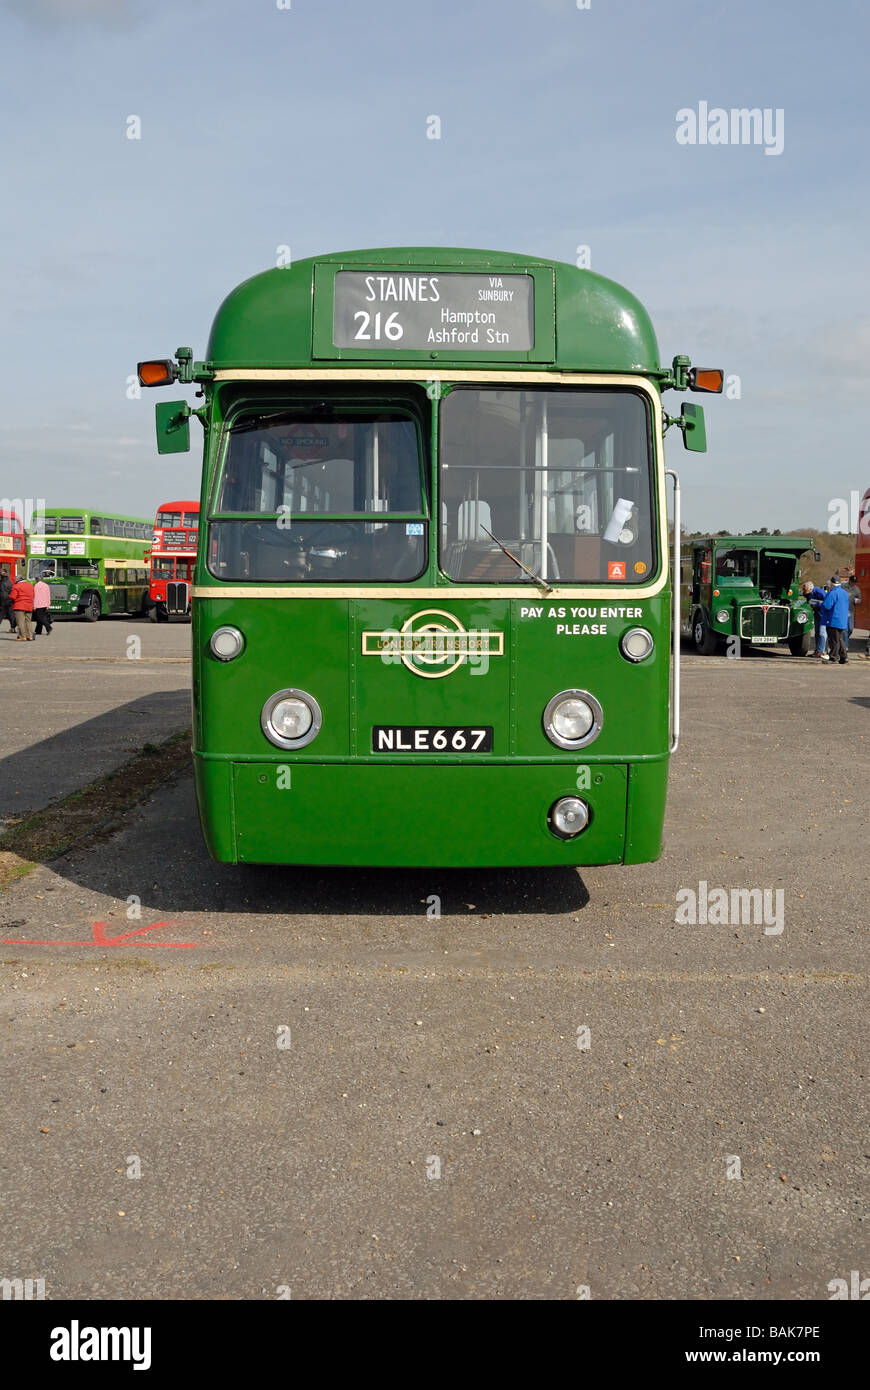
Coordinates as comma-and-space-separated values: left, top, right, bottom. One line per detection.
155, 401, 191, 455
681, 402, 707, 453
814, 550, 822, 563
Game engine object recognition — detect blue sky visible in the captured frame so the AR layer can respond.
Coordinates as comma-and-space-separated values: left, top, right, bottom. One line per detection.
1, 0, 867, 531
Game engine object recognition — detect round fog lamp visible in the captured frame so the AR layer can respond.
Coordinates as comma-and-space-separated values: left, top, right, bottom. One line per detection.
796, 611, 809, 624
543, 690, 603, 750
550, 797, 590, 839
210, 626, 244, 661
261, 688, 322, 750
716, 609, 730, 625
620, 627, 655, 662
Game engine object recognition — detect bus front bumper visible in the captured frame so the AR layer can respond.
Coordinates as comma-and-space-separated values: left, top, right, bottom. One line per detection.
193, 756, 668, 868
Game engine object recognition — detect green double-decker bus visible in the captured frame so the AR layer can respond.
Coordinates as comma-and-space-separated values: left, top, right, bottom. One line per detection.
27, 509, 152, 621
139, 247, 721, 867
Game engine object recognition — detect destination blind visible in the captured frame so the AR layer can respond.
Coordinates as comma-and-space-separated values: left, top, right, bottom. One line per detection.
333, 271, 534, 350
156, 532, 193, 551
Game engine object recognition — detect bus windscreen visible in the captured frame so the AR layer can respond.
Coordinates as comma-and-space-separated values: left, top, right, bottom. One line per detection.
209, 410, 426, 581
29, 558, 100, 579
439, 388, 654, 585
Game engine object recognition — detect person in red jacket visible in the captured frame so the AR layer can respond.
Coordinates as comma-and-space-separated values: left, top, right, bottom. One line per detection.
10, 576, 35, 641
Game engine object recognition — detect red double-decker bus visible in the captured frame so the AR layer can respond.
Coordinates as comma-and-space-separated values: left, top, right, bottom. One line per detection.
148, 500, 199, 621
854, 486, 870, 633
0, 506, 26, 581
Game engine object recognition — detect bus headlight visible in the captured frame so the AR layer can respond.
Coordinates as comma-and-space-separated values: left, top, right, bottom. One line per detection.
210, 626, 245, 661
542, 690, 603, 749
716, 609, 730, 625
261, 688, 322, 750
796, 611, 809, 624
620, 627, 655, 662
549, 797, 590, 839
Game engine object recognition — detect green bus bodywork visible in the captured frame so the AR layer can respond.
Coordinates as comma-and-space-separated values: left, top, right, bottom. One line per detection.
681, 535, 815, 655
140, 247, 720, 867
28, 509, 152, 621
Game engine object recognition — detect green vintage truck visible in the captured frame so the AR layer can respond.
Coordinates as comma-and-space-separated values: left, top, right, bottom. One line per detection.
680, 535, 817, 655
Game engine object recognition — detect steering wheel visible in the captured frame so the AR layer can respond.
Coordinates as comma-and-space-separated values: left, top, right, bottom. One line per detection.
296, 523, 357, 549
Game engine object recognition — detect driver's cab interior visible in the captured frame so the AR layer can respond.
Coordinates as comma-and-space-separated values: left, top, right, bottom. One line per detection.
438, 387, 653, 585
714, 546, 799, 603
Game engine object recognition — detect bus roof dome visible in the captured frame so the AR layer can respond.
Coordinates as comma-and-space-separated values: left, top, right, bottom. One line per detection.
205, 247, 661, 374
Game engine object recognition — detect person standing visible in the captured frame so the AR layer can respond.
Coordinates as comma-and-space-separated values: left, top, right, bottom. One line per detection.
10, 574, 35, 641
820, 575, 850, 665
0, 567, 14, 633
804, 580, 829, 658
843, 572, 862, 653
32, 577, 53, 636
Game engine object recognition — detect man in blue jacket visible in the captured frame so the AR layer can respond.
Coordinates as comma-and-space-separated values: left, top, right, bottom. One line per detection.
820, 577, 850, 665
803, 580, 829, 658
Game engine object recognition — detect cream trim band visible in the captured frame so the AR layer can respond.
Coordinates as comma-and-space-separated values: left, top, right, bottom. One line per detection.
192, 585, 666, 600
213, 368, 658, 385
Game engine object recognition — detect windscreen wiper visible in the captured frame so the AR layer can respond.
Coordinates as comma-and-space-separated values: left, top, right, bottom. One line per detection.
480, 525, 553, 593
229, 405, 331, 435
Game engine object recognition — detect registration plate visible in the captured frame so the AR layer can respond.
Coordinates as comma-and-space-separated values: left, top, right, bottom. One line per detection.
372, 725, 493, 753
750, 636, 778, 644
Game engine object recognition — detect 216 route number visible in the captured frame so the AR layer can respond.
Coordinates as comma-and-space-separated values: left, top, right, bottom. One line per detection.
353, 310, 404, 342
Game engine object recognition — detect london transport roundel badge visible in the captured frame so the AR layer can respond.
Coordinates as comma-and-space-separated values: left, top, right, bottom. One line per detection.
361, 608, 504, 679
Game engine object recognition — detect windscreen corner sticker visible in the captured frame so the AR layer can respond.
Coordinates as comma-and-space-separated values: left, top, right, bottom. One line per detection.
362, 609, 503, 677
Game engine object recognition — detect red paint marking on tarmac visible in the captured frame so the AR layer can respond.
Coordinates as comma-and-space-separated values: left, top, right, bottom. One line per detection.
0, 920, 197, 948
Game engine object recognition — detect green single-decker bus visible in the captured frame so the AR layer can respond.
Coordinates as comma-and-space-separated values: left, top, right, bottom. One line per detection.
138, 247, 722, 867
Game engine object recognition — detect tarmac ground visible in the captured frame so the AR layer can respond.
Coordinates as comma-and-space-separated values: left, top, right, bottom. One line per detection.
0, 616, 190, 825
0, 622, 867, 1299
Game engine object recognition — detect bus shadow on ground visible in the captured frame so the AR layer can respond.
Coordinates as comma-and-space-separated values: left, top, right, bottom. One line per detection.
0, 691, 190, 823
47, 774, 593, 918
